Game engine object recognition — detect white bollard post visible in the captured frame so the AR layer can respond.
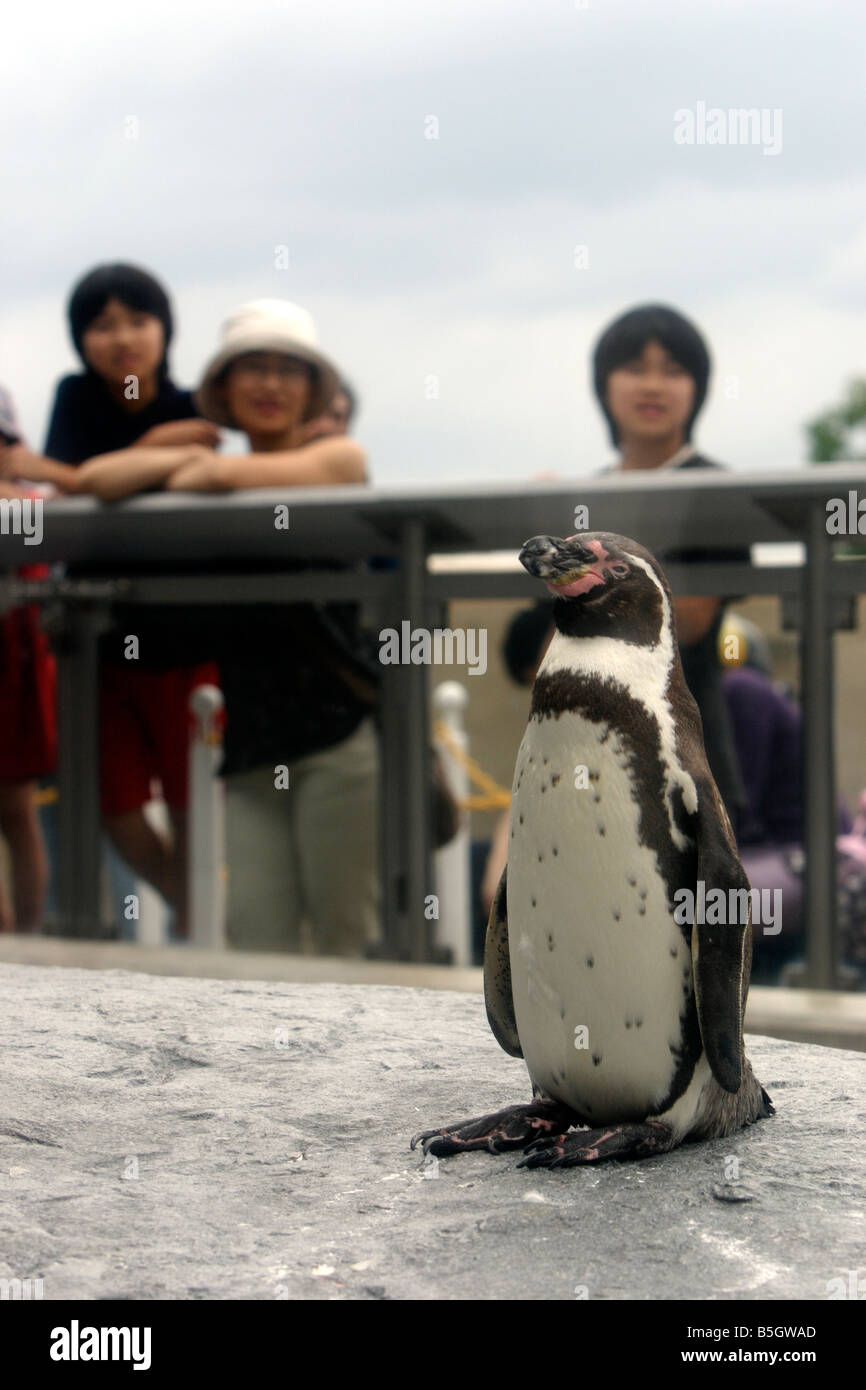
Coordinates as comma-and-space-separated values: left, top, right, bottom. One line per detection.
188, 684, 226, 949
433, 681, 472, 967
134, 813, 170, 945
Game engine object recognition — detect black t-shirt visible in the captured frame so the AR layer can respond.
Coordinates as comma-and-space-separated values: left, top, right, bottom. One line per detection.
45, 372, 196, 463
207, 590, 380, 776
44, 371, 207, 669
598, 452, 749, 829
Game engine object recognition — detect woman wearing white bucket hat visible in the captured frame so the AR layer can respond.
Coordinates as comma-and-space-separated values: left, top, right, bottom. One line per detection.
72, 299, 366, 497
196, 299, 338, 422
186, 300, 380, 955
172, 298, 367, 489
77, 299, 379, 953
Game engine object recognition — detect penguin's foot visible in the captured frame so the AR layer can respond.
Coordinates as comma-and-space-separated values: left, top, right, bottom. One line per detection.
518, 1119, 676, 1168
411, 1100, 578, 1158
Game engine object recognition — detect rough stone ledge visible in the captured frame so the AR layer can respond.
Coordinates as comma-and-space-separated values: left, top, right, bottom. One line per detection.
1, 962, 863, 1301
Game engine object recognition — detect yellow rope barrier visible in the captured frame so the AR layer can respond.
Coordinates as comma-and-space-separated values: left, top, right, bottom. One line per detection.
433, 719, 511, 812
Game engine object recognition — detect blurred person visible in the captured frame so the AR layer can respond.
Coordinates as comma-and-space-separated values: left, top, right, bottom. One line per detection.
717, 614, 856, 979
298, 379, 357, 443
45, 264, 220, 459
719, 615, 803, 849
184, 303, 377, 956
71, 301, 380, 956
44, 263, 221, 935
0, 385, 57, 930
593, 303, 748, 834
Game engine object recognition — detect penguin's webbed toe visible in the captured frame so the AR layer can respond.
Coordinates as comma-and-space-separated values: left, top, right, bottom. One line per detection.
517, 1119, 676, 1168
410, 1100, 577, 1158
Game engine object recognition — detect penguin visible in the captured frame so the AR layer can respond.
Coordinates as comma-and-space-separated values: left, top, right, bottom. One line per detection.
412, 531, 773, 1167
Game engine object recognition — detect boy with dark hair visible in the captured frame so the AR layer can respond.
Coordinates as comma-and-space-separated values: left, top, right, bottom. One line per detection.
46, 262, 219, 460
591, 302, 747, 831
43, 263, 221, 935
592, 302, 710, 451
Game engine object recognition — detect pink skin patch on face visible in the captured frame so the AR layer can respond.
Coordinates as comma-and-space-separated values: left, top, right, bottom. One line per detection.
544, 539, 614, 598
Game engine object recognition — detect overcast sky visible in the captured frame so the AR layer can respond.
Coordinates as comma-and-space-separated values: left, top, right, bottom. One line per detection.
2, 0, 865, 482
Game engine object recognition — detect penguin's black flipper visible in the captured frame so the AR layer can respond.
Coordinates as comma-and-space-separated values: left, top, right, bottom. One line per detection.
689, 775, 752, 1095
483, 867, 523, 1059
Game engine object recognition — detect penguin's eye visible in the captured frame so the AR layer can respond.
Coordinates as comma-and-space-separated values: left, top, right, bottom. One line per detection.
608, 563, 630, 579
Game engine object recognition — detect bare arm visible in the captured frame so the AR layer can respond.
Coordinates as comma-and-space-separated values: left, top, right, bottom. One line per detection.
71, 446, 212, 501
0, 480, 36, 500
481, 810, 511, 917
166, 438, 368, 492
0, 443, 80, 492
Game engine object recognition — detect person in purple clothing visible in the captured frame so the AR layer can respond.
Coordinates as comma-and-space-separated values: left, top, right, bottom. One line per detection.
718, 614, 853, 979
592, 303, 748, 833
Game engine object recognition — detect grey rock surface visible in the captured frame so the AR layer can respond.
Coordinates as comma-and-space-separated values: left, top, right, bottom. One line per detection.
0, 962, 863, 1301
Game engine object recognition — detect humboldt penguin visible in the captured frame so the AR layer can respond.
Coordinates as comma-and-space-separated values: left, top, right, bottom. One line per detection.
412, 531, 773, 1167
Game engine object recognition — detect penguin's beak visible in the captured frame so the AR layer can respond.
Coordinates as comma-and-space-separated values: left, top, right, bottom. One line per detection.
519, 535, 597, 583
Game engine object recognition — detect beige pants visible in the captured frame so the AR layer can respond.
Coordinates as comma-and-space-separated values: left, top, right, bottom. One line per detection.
224, 717, 380, 956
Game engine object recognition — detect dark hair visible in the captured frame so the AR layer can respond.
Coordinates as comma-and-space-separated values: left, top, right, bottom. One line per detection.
502, 601, 555, 685
68, 263, 174, 379
592, 303, 711, 447
336, 377, 358, 425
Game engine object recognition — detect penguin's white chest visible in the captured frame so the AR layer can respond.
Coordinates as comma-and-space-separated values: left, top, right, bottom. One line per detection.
508, 710, 694, 1122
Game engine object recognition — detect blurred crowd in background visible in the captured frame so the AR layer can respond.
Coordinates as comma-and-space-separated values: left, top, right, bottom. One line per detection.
2, 264, 865, 984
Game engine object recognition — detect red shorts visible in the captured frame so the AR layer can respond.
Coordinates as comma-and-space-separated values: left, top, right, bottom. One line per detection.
0, 602, 57, 782
99, 662, 220, 816
0, 561, 57, 782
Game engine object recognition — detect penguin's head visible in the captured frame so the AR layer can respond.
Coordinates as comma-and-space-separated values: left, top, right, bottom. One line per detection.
519, 531, 671, 643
